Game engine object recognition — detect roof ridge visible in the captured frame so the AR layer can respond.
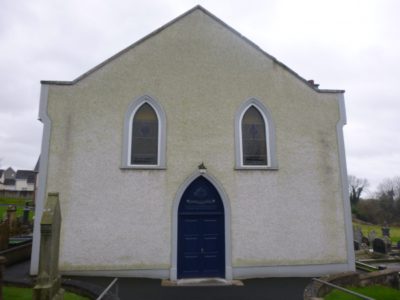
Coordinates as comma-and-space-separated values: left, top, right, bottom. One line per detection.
41, 5, 344, 94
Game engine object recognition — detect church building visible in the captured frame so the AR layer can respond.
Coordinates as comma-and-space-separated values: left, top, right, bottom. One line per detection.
31, 6, 354, 281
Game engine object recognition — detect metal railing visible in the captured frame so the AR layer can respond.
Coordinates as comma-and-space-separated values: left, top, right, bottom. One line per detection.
355, 261, 381, 272
96, 277, 118, 300
312, 278, 375, 300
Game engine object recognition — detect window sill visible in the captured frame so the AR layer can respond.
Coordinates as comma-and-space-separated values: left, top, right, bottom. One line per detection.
120, 166, 166, 170
234, 166, 279, 171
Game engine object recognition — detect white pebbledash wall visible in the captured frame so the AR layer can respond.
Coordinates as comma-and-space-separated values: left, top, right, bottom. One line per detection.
31, 7, 354, 278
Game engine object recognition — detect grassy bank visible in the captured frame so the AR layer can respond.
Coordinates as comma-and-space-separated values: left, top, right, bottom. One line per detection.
0, 197, 30, 206
353, 220, 400, 244
3, 286, 90, 300
0, 196, 34, 221
324, 285, 400, 300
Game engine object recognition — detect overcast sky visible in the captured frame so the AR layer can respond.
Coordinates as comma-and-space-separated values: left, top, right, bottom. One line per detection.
0, 0, 399, 193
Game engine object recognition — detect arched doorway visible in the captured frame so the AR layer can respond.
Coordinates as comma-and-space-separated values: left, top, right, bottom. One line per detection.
177, 176, 225, 279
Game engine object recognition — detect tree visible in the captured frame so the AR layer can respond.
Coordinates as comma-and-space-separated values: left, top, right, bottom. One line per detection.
376, 176, 400, 223
376, 176, 400, 201
356, 199, 382, 223
348, 175, 369, 206
352, 176, 400, 225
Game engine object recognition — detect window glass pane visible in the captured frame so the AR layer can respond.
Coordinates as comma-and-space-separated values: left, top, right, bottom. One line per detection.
242, 106, 267, 165
131, 103, 158, 165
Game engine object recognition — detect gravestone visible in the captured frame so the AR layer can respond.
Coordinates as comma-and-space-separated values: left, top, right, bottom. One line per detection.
354, 241, 360, 251
22, 207, 30, 225
372, 238, 387, 254
353, 227, 362, 244
6, 205, 17, 232
368, 230, 376, 244
361, 236, 370, 246
383, 236, 392, 251
382, 226, 390, 237
360, 242, 369, 251
0, 222, 8, 251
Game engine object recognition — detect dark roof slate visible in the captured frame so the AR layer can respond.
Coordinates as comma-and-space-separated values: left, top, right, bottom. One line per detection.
16, 170, 36, 184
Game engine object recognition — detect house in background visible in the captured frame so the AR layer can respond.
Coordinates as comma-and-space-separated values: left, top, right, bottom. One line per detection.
0, 167, 16, 182
31, 6, 354, 281
0, 167, 17, 195
0, 166, 37, 198
15, 170, 37, 196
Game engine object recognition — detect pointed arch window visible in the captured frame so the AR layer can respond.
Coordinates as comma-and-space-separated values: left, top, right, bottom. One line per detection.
235, 98, 278, 169
131, 103, 158, 165
242, 106, 267, 165
122, 95, 166, 169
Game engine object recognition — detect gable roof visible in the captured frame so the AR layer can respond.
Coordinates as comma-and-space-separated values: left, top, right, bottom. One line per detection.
16, 170, 36, 184
41, 5, 344, 94
4, 167, 15, 179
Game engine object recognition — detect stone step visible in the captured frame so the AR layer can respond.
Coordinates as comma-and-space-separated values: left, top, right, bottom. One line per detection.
162, 278, 244, 287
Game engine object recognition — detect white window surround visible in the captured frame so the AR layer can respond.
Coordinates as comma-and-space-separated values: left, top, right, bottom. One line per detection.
121, 95, 166, 169
235, 98, 278, 169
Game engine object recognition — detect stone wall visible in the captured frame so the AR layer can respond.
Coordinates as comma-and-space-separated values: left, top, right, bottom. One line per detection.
303, 270, 400, 299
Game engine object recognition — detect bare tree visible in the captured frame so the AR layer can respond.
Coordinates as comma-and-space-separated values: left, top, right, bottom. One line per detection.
348, 175, 369, 206
376, 176, 400, 200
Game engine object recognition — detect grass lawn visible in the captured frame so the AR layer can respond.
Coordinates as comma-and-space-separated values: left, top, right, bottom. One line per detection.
353, 220, 400, 244
0, 196, 34, 221
0, 197, 30, 206
3, 286, 90, 300
324, 285, 400, 300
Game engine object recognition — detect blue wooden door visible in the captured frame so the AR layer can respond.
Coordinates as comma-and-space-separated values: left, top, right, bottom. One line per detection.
178, 176, 225, 279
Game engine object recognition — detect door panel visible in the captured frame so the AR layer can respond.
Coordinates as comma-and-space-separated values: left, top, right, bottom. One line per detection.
178, 177, 225, 279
